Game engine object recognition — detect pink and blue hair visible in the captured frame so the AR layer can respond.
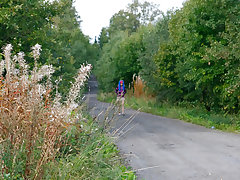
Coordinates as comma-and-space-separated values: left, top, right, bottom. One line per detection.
118, 80, 125, 91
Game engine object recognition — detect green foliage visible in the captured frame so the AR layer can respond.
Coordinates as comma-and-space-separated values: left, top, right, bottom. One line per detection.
98, 27, 110, 49
107, 0, 162, 37
114, 30, 144, 85
137, 13, 171, 94
45, 120, 136, 180
0, 0, 57, 52
168, 0, 240, 112
0, 0, 134, 179
1, 116, 136, 179
96, 30, 144, 91
153, 41, 181, 101
97, 11, 172, 93
0, 139, 44, 179
108, 10, 140, 37
0, 0, 98, 97
97, 0, 240, 114
127, 0, 162, 25
96, 31, 128, 91
96, 1, 166, 93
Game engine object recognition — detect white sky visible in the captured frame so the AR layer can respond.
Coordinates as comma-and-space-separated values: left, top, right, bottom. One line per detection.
74, 0, 185, 41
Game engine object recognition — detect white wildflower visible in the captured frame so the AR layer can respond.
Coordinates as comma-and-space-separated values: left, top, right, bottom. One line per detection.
13, 55, 18, 63
17, 52, 26, 67
13, 81, 19, 88
53, 92, 62, 108
3, 44, 13, 82
4, 44, 13, 53
66, 64, 92, 107
13, 69, 19, 75
15, 52, 29, 76
0, 60, 5, 76
31, 43, 42, 61
70, 103, 78, 110
34, 65, 54, 82
36, 84, 46, 97
1, 43, 92, 125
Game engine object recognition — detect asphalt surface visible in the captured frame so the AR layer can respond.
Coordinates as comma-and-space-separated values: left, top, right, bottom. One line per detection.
85, 78, 240, 180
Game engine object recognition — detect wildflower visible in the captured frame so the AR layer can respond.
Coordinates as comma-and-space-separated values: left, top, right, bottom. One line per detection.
31, 43, 42, 61
66, 64, 92, 113
3, 44, 13, 53
37, 64, 55, 81
0, 60, 4, 76
3, 44, 13, 82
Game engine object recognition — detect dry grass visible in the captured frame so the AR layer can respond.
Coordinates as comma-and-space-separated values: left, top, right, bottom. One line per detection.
0, 44, 91, 179
129, 74, 154, 100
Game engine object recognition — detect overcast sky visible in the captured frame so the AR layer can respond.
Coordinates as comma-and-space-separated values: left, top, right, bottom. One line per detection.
74, 0, 185, 41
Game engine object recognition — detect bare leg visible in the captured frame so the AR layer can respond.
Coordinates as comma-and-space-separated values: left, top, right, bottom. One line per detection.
119, 100, 121, 114
116, 97, 121, 114
122, 98, 125, 114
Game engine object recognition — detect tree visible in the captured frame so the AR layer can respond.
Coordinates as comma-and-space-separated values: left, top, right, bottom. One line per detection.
96, 32, 128, 91
113, 30, 143, 86
0, 0, 96, 97
168, 0, 240, 112
108, 10, 140, 37
97, 0, 165, 91
0, 0, 58, 62
138, 12, 171, 94
98, 27, 109, 49
128, 0, 162, 25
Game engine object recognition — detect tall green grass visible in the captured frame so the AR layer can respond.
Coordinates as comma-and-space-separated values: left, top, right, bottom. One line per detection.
98, 92, 240, 133
45, 116, 136, 180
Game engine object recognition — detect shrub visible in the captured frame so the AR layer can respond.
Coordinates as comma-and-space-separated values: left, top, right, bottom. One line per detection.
0, 44, 91, 179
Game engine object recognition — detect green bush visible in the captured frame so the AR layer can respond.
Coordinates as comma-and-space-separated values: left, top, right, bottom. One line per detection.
169, 0, 240, 112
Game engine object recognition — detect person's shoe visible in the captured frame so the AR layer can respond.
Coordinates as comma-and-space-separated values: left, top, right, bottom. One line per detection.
118, 112, 121, 116
122, 113, 125, 116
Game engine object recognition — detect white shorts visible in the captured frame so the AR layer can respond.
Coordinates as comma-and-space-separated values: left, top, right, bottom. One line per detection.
117, 97, 125, 101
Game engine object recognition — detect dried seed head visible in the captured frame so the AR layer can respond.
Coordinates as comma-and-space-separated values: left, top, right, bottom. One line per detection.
0, 60, 5, 76
3, 44, 13, 83
3, 44, 13, 53
31, 43, 42, 61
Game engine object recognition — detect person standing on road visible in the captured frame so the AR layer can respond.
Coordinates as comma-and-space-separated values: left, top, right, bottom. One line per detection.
116, 80, 126, 116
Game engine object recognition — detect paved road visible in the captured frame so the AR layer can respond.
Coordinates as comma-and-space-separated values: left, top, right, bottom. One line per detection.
86, 79, 240, 180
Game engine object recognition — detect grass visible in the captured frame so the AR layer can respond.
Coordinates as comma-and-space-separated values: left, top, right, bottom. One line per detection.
97, 92, 240, 133
0, 44, 135, 179
44, 114, 136, 180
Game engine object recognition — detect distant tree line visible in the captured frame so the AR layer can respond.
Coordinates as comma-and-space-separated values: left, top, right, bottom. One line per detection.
96, 0, 240, 114
0, 0, 99, 97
